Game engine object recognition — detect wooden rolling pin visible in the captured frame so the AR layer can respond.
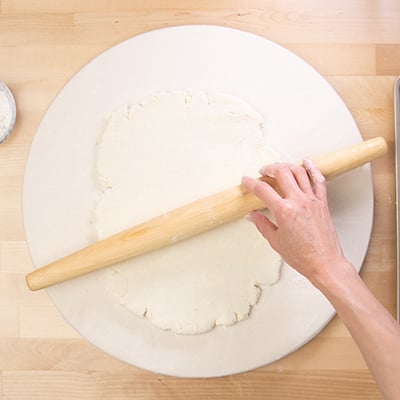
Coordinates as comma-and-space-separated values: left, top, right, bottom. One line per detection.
26, 137, 388, 291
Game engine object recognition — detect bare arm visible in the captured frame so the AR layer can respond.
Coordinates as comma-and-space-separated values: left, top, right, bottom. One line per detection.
241, 160, 400, 400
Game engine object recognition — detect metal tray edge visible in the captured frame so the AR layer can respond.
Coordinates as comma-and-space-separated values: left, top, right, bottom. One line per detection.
394, 75, 400, 322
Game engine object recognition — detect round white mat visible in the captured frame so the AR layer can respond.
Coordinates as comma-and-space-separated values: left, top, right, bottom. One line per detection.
23, 25, 373, 377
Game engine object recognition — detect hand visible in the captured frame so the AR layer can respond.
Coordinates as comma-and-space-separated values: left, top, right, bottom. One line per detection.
241, 159, 346, 284
243, 160, 400, 400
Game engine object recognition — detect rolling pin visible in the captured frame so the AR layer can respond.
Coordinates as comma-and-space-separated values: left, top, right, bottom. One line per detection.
26, 136, 388, 291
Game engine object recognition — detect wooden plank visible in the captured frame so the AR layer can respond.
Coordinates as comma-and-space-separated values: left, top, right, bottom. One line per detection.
0, 273, 51, 306
286, 44, 375, 76
5, 80, 64, 119
1, 369, 381, 400
362, 271, 397, 312
0, 14, 74, 46
1, 0, 396, 16
0, 305, 18, 337
1, 0, 239, 13
0, 45, 106, 82
0, 175, 25, 242
0, 336, 369, 372
0, 242, 33, 274
19, 305, 80, 339
376, 44, 400, 76
0, 338, 126, 371
326, 76, 396, 110
349, 107, 394, 142
1, 1, 398, 44
71, 8, 400, 46
317, 315, 350, 338
0, 335, 370, 373
266, 336, 367, 371
0, 335, 381, 398
0, 145, 28, 177
0, 215, 25, 242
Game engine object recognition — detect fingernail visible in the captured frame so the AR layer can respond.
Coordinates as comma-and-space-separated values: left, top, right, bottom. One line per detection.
303, 158, 316, 172
245, 213, 256, 223
303, 158, 325, 182
241, 176, 251, 184
303, 158, 313, 167
259, 165, 274, 177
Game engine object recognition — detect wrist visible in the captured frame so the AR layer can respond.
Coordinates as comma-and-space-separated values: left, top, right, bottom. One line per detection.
310, 257, 359, 294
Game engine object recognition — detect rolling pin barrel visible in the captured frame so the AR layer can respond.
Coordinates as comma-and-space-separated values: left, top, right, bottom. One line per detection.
25, 136, 388, 291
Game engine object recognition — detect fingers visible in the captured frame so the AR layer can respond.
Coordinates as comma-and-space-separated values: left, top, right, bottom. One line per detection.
259, 160, 327, 199
241, 176, 282, 212
246, 211, 278, 246
261, 164, 302, 198
259, 163, 313, 197
302, 158, 327, 200
290, 165, 314, 195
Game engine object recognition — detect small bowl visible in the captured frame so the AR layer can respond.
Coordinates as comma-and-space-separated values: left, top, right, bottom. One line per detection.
0, 81, 17, 144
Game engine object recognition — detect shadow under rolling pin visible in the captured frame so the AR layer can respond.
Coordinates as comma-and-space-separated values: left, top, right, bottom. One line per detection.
26, 136, 388, 291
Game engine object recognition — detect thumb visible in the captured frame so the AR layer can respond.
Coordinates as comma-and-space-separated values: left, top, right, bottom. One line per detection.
246, 211, 278, 247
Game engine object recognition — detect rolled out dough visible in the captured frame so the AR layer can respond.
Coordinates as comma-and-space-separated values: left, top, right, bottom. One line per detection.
95, 90, 282, 334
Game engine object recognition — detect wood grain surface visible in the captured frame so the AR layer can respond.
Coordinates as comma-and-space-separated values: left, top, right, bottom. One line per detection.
0, 1, 398, 399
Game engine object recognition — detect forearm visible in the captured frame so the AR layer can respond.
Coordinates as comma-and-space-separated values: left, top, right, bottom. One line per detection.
313, 260, 400, 400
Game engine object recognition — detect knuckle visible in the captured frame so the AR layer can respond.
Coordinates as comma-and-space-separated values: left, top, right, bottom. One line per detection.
279, 196, 315, 220
277, 163, 293, 172
273, 163, 293, 180
291, 164, 305, 175
273, 162, 290, 172
279, 201, 296, 217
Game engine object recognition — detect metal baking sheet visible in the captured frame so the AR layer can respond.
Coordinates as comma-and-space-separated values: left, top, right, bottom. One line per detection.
395, 75, 400, 322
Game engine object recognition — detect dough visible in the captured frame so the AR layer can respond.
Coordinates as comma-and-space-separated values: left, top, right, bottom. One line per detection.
95, 90, 282, 334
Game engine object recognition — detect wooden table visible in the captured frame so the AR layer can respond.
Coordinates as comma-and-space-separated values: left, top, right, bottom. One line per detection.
0, 1, 398, 399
